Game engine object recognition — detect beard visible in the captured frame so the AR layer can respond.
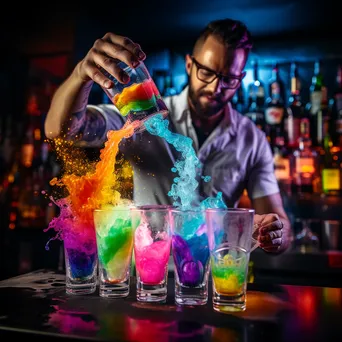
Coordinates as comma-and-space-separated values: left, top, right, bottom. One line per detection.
188, 83, 227, 118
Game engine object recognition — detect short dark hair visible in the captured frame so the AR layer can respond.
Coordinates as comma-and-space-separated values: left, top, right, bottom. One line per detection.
193, 18, 253, 55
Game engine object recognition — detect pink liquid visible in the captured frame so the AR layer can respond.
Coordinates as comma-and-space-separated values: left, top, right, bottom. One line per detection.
134, 239, 170, 285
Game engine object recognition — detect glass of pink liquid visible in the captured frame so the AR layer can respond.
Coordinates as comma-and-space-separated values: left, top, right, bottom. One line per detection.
131, 205, 172, 303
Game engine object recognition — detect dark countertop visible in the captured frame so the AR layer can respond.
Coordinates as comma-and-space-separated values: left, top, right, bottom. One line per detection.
0, 269, 342, 342
250, 248, 342, 288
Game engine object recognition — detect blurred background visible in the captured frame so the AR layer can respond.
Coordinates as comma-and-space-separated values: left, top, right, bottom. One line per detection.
0, 0, 342, 286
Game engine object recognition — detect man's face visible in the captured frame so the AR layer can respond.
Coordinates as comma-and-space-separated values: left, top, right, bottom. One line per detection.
186, 35, 247, 119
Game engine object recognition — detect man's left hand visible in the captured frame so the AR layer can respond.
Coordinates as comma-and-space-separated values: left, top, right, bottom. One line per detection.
254, 213, 288, 253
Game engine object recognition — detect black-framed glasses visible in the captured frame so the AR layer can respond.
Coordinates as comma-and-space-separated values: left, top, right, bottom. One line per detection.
191, 56, 244, 89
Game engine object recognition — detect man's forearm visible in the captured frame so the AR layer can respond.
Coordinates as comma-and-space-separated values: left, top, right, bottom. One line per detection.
44, 64, 94, 139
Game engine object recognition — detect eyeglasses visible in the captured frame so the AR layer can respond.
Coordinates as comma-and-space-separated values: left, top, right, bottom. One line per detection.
191, 56, 244, 89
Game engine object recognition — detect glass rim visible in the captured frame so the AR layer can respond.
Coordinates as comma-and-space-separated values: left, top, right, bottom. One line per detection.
205, 208, 255, 214
130, 204, 174, 212
169, 208, 204, 214
93, 206, 134, 212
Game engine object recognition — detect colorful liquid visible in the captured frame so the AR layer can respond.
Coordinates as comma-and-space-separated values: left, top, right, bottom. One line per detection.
112, 79, 160, 117
134, 223, 170, 284
63, 221, 98, 279
172, 232, 209, 287
44, 121, 138, 269
94, 208, 133, 282
211, 247, 247, 296
65, 247, 97, 279
145, 114, 227, 287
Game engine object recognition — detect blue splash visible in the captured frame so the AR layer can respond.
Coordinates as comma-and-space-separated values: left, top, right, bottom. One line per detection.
144, 114, 227, 211
145, 114, 227, 240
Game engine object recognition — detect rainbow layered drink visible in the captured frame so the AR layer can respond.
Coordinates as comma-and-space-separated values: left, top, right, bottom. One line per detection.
113, 80, 160, 117
93, 205, 134, 298
210, 248, 248, 297
205, 208, 254, 312
102, 62, 168, 132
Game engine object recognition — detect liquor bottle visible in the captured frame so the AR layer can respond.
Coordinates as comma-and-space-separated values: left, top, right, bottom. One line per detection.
245, 60, 265, 130
265, 63, 286, 148
321, 130, 341, 196
294, 219, 320, 253
247, 60, 265, 109
290, 118, 319, 194
306, 60, 329, 147
330, 64, 342, 145
232, 84, 245, 113
0, 116, 19, 207
273, 126, 291, 192
245, 92, 265, 131
6, 90, 52, 230
306, 60, 325, 115
163, 71, 177, 97
285, 62, 305, 151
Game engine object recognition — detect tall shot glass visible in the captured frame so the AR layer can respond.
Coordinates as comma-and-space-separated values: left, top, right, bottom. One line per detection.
131, 205, 171, 303
206, 208, 255, 313
63, 219, 98, 295
93, 206, 134, 298
169, 208, 211, 306
102, 61, 168, 133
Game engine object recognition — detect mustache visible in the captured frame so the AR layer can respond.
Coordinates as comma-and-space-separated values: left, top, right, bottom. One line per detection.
199, 91, 222, 100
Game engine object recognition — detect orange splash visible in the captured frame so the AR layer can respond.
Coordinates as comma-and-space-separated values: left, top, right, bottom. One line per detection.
46, 121, 139, 241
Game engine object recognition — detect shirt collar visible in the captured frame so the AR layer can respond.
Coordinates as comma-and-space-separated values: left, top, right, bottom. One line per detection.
172, 85, 238, 136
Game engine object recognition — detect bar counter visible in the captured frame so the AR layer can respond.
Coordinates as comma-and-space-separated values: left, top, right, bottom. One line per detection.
0, 269, 341, 342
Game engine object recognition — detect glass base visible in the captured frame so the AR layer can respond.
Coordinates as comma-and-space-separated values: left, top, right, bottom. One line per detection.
100, 279, 130, 298
137, 281, 167, 303
66, 283, 97, 295
175, 282, 208, 306
213, 292, 246, 312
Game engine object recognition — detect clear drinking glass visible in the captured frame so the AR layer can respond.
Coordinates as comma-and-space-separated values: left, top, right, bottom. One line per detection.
102, 61, 168, 133
93, 206, 134, 298
130, 205, 171, 303
169, 208, 211, 306
63, 220, 98, 295
205, 208, 255, 313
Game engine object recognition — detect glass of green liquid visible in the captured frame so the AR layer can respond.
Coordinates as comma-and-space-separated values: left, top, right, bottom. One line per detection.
93, 205, 134, 298
205, 208, 255, 313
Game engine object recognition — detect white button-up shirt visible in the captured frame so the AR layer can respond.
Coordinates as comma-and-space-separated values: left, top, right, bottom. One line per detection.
82, 86, 279, 207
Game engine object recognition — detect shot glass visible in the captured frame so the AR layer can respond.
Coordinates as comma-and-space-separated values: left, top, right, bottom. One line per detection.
205, 208, 255, 313
63, 219, 98, 295
93, 206, 134, 298
131, 205, 171, 303
169, 208, 211, 306
102, 61, 168, 133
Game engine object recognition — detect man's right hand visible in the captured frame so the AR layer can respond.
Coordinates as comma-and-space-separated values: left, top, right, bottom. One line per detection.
75, 32, 146, 89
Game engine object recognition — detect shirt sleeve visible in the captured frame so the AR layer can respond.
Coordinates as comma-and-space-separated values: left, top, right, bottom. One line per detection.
66, 104, 125, 148
246, 131, 280, 199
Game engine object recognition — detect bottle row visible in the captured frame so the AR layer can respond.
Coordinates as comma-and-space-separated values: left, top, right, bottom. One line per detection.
233, 61, 342, 151
231, 60, 342, 197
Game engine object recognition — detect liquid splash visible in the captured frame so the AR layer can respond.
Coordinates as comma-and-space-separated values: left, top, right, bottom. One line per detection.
144, 114, 227, 212
145, 114, 227, 287
44, 121, 138, 251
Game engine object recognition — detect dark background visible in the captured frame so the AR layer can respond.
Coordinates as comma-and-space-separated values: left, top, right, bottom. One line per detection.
1, 0, 342, 120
